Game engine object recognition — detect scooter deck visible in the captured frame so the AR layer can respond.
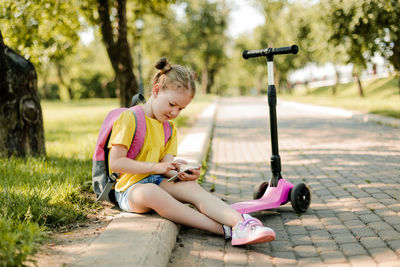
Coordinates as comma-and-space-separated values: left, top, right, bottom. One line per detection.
231, 179, 294, 214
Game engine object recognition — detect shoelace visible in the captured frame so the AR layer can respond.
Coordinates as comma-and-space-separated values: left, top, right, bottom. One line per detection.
240, 217, 263, 230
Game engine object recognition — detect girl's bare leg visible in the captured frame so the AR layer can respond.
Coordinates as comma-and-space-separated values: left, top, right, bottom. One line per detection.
160, 180, 243, 227
127, 183, 224, 235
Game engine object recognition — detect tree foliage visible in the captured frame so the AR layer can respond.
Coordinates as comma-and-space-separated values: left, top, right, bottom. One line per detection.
1, 0, 174, 105
183, 0, 229, 94
247, 0, 307, 90
325, 0, 400, 89
2, 0, 400, 100
0, 0, 81, 67
139, 0, 229, 95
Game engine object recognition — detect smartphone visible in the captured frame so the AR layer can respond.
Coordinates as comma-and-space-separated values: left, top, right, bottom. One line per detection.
167, 167, 199, 182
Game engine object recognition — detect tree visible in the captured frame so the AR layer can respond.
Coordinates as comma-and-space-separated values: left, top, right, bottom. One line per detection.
94, 0, 137, 107
183, 0, 229, 94
233, 34, 267, 95
0, 0, 82, 100
326, 0, 400, 93
0, 31, 45, 157
81, 0, 172, 106
296, 1, 348, 95
253, 0, 305, 91
138, 0, 229, 95
138, 6, 188, 87
2, 0, 174, 106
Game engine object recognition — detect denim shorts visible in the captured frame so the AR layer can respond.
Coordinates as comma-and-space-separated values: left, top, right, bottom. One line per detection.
114, 174, 165, 212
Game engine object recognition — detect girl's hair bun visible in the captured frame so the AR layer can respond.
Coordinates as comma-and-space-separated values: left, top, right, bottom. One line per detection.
152, 57, 196, 96
155, 57, 168, 70
155, 57, 172, 75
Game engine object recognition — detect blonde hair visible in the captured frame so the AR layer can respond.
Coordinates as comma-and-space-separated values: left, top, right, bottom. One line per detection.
152, 57, 197, 97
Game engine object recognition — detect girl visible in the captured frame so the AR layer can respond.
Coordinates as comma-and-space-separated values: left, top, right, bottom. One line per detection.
108, 58, 275, 246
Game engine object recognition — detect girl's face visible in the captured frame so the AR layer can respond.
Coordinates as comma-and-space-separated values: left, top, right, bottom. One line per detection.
151, 83, 193, 122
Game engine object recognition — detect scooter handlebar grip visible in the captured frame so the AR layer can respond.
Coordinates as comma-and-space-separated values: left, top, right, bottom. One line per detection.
243, 49, 266, 59
242, 45, 299, 59
274, 45, 299, 55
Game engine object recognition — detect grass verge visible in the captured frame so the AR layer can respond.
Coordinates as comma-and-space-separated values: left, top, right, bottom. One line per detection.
281, 74, 400, 119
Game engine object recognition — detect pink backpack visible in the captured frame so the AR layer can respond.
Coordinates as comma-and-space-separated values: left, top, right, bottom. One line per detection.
92, 104, 172, 204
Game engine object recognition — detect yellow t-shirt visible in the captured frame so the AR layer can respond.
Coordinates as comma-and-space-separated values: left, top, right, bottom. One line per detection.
107, 109, 177, 192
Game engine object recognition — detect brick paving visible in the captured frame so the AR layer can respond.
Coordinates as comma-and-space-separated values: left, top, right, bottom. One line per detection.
168, 97, 400, 266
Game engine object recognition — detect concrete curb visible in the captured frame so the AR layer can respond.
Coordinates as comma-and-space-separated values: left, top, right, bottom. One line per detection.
73, 101, 218, 267
177, 101, 217, 164
280, 100, 400, 128
73, 213, 178, 267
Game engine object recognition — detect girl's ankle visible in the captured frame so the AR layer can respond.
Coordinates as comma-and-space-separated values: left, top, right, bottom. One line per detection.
222, 224, 232, 239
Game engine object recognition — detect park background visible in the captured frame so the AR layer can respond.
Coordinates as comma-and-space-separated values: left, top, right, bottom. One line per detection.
0, 0, 399, 265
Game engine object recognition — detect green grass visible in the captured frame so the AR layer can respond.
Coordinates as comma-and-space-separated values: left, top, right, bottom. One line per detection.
281, 75, 400, 119
43, 98, 118, 159
0, 95, 214, 266
0, 99, 115, 266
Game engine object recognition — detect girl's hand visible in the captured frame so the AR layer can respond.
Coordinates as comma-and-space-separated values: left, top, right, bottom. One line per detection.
153, 162, 180, 174
172, 159, 187, 172
176, 166, 201, 182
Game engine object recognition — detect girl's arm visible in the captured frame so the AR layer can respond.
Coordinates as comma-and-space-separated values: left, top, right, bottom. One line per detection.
109, 144, 179, 175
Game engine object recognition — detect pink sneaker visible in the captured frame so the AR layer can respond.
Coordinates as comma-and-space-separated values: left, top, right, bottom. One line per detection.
231, 215, 275, 246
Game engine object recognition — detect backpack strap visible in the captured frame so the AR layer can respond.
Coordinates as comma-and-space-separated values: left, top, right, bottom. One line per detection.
163, 121, 173, 145
126, 106, 172, 159
126, 105, 146, 159
93, 108, 128, 162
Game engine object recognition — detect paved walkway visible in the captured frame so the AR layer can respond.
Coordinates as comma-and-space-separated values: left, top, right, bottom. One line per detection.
168, 97, 400, 266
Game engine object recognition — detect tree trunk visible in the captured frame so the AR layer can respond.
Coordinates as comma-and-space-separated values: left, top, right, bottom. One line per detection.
0, 31, 46, 157
275, 69, 281, 94
97, 0, 138, 107
355, 75, 364, 97
389, 38, 400, 92
332, 67, 340, 95
201, 67, 208, 94
397, 75, 400, 94
206, 68, 216, 94
40, 67, 50, 99
256, 76, 263, 95
56, 63, 72, 100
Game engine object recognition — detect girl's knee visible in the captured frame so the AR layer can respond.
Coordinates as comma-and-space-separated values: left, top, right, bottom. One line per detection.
130, 183, 163, 203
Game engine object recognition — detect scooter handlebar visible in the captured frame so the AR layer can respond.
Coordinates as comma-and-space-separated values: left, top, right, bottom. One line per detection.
243, 45, 299, 59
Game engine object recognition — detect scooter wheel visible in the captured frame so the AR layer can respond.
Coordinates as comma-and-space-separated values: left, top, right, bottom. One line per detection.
253, 181, 268, 200
290, 183, 311, 213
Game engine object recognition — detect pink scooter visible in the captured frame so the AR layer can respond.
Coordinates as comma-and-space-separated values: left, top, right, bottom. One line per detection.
231, 45, 311, 214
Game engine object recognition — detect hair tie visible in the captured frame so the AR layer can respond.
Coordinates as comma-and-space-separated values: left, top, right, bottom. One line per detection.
160, 64, 172, 75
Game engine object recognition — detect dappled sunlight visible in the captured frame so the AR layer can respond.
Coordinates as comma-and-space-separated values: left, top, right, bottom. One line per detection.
190, 97, 400, 265
169, 226, 279, 265
285, 157, 321, 166
3, 0, 398, 262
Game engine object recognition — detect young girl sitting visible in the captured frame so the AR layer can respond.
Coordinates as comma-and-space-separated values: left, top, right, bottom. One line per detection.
108, 57, 275, 246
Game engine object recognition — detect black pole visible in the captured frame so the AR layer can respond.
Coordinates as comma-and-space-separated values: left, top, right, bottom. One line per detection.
267, 55, 282, 187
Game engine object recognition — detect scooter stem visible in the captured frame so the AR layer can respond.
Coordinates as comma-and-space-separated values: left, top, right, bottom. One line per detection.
242, 46, 298, 187
267, 56, 282, 187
